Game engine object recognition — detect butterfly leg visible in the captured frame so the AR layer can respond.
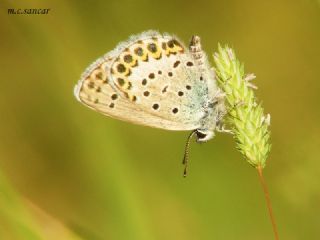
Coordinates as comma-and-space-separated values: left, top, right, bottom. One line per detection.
216, 124, 233, 134
216, 71, 257, 90
215, 99, 243, 135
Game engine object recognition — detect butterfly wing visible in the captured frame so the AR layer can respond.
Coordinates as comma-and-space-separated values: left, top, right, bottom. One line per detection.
74, 31, 210, 131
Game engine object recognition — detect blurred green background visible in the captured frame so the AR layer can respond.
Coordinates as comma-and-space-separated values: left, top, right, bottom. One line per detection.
1, 0, 320, 239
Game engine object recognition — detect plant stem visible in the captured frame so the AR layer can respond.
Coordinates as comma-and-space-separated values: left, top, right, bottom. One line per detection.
257, 166, 279, 240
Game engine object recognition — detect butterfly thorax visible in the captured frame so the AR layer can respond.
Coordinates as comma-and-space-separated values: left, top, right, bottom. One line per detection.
195, 93, 226, 142
188, 36, 226, 142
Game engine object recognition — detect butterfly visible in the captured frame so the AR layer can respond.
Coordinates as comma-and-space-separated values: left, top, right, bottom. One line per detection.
74, 30, 226, 176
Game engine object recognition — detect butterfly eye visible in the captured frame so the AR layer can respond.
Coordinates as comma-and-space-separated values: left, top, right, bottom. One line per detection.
196, 131, 207, 140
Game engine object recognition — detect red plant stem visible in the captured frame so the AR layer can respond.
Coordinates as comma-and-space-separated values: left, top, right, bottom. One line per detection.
257, 165, 279, 240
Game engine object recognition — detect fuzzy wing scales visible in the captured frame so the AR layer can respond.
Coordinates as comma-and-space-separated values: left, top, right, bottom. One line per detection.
74, 31, 209, 130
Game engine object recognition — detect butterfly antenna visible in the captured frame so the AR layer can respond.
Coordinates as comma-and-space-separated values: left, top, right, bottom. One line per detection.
182, 130, 197, 177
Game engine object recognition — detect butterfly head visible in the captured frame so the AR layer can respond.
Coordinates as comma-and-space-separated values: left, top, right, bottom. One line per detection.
195, 129, 215, 142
